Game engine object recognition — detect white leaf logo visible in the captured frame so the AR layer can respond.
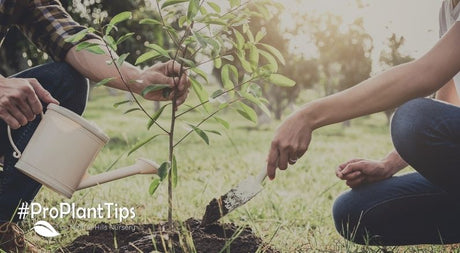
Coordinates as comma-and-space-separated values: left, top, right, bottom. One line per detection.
33, 221, 60, 238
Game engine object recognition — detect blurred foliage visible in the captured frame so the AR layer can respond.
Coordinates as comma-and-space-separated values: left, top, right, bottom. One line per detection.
0, 0, 174, 76
1, 0, 407, 123
311, 15, 373, 96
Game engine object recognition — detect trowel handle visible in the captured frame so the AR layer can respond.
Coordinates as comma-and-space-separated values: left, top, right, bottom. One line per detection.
256, 165, 267, 184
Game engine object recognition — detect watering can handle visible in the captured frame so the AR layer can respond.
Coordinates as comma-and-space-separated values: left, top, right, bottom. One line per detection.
7, 112, 44, 159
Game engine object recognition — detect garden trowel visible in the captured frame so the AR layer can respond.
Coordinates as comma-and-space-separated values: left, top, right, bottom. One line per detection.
201, 166, 267, 226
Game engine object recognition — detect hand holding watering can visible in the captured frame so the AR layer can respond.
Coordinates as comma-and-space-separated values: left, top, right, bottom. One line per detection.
7, 103, 158, 198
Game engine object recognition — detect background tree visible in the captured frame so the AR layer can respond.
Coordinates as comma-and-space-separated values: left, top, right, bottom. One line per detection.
311, 14, 373, 97
379, 33, 414, 123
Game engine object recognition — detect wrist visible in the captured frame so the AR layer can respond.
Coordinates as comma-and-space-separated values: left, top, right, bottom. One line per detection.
121, 65, 143, 94
299, 101, 323, 130
381, 157, 403, 176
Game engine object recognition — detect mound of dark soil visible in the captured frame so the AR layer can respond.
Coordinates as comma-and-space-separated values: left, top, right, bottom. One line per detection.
65, 218, 278, 253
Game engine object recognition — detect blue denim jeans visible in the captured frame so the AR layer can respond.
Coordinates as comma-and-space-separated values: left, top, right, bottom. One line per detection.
0, 62, 88, 222
333, 98, 460, 245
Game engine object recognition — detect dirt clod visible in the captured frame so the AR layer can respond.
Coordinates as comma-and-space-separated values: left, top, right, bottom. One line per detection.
201, 197, 229, 226
65, 218, 278, 253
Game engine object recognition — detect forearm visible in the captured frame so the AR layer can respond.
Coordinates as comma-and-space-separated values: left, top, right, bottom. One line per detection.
64, 39, 143, 94
304, 61, 442, 130
303, 24, 460, 130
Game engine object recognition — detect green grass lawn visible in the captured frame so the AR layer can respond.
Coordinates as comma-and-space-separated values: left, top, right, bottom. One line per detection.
24, 88, 460, 252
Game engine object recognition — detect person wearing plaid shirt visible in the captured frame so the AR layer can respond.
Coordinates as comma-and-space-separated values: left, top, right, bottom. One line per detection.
0, 1, 190, 251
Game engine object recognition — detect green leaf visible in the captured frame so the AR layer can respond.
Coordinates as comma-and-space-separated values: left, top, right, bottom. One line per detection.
106, 12, 132, 35
141, 84, 171, 97
124, 108, 140, 114
128, 134, 161, 156
172, 155, 178, 188
116, 53, 129, 67
113, 100, 131, 108
135, 51, 161, 65
233, 29, 244, 50
207, 2, 221, 13
259, 49, 278, 72
188, 124, 209, 145
139, 18, 162, 26
147, 103, 170, 130
177, 57, 196, 68
214, 57, 222, 69
269, 74, 296, 87
149, 178, 161, 195
161, 0, 188, 9
187, 0, 200, 21
76, 41, 100, 51
214, 117, 230, 129
248, 44, 259, 67
205, 130, 221, 136
237, 53, 252, 73
158, 162, 170, 181
191, 68, 208, 82
109, 11, 132, 26
94, 77, 115, 87
104, 35, 117, 51
255, 30, 266, 43
178, 16, 187, 28
246, 29, 255, 43
199, 6, 207, 15
65, 28, 95, 43
190, 77, 211, 112
76, 42, 105, 55
116, 32, 134, 45
221, 64, 234, 91
237, 102, 257, 123
210, 89, 224, 99
146, 43, 170, 58
230, 0, 241, 8
259, 43, 286, 65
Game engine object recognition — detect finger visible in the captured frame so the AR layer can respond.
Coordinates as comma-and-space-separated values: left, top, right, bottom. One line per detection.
346, 177, 366, 188
288, 152, 298, 165
13, 96, 35, 121
177, 75, 187, 92
336, 167, 345, 179
7, 106, 28, 127
166, 60, 181, 77
176, 90, 189, 107
267, 142, 279, 180
338, 158, 363, 171
28, 79, 59, 105
342, 170, 362, 181
1, 112, 21, 129
26, 92, 43, 115
278, 148, 289, 171
341, 162, 363, 175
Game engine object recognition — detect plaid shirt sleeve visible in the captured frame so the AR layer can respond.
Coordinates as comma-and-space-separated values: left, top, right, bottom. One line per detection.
16, 0, 100, 62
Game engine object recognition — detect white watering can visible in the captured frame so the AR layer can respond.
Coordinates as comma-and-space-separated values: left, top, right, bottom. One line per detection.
7, 103, 159, 198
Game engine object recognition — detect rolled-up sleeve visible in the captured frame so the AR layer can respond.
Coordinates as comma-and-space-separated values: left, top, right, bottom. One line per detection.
16, 0, 100, 61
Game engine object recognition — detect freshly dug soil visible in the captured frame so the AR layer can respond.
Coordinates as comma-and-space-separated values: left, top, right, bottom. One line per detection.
65, 218, 278, 253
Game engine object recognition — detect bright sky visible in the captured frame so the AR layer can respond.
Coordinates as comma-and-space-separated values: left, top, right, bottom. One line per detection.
275, 0, 441, 72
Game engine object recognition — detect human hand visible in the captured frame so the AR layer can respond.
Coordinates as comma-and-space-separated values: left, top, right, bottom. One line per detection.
137, 60, 190, 106
267, 110, 313, 180
336, 158, 394, 188
0, 77, 59, 129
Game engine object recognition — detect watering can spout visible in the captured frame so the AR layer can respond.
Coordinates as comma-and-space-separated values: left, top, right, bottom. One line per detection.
76, 158, 159, 190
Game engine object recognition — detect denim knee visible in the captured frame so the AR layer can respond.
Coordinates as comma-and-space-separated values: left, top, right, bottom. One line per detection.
332, 191, 366, 243
52, 63, 88, 115
390, 98, 433, 165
